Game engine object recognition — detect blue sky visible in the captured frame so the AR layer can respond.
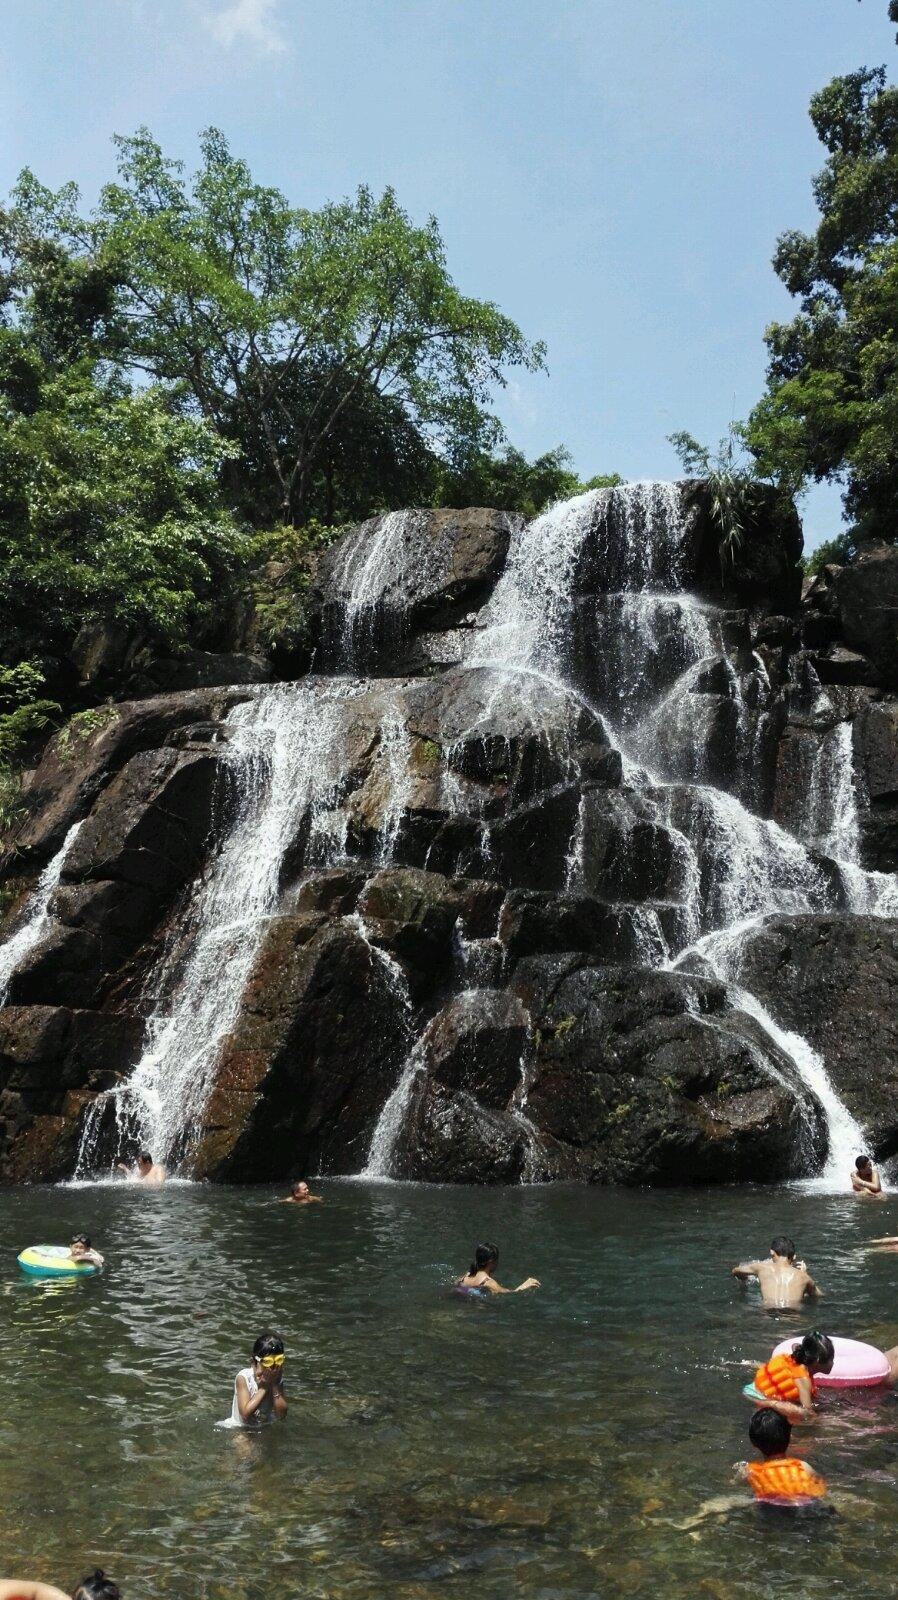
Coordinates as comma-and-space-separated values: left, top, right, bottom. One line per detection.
1, 0, 894, 549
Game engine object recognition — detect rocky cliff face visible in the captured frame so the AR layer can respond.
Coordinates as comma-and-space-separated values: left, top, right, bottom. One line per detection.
1, 486, 896, 1185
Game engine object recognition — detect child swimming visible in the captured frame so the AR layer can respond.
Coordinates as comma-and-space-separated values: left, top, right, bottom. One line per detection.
740, 1409, 827, 1504
851, 1154, 883, 1198
454, 1243, 540, 1296
68, 1234, 104, 1269
228, 1333, 288, 1426
731, 1235, 822, 1308
752, 1331, 835, 1419
0, 1572, 120, 1600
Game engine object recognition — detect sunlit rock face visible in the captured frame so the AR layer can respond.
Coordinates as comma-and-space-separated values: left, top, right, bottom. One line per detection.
1, 480, 896, 1186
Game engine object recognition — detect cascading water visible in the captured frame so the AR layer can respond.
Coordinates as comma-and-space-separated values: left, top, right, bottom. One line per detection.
76, 683, 362, 1173
0, 821, 83, 1005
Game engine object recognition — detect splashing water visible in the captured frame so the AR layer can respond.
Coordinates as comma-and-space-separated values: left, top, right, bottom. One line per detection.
0, 821, 83, 1005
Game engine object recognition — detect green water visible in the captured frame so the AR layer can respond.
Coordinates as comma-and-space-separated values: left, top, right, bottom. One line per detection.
1, 1181, 897, 1600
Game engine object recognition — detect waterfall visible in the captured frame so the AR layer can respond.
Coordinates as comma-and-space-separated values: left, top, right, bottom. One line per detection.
0, 821, 83, 1005
324, 509, 421, 666
804, 721, 861, 864
361, 1032, 427, 1179
76, 683, 362, 1172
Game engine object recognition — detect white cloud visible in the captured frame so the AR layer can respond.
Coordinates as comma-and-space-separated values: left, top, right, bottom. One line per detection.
205, 0, 287, 55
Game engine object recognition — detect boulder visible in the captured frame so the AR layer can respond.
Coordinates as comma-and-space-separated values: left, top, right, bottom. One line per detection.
730, 914, 898, 1158
393, 1084, 528, 1184
190, 915, 409, 1180
497, 890, 647, 965
835, 545, 898, 688
5, 879, 160, 1009
129, 651, 270, 694
63, 747, 223, 893
856, 699, 898, 872
357, 867, 462, 994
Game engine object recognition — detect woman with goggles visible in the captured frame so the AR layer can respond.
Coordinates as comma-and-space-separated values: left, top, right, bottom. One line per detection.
229, 1333, 288, 1426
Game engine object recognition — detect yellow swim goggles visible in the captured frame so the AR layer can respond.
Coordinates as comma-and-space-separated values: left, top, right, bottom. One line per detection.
259, 1353, 285, 1369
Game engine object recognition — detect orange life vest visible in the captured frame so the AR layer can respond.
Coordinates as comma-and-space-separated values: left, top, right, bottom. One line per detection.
753, 1352, 813, 1404
747, 1456, 827, 1502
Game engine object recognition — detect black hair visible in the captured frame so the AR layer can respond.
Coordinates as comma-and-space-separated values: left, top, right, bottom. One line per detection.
770, 1236, 796, 1260
856, 1154, 872, 1171
749, 1407, 791, 1458
252, 1331, 285, 1361
469, 1243, 499, 1275
71, 1232, 92, 1249
792, 1331, 835, 1372
138, 1150, 152, 1164
73, 1570, 121, 1600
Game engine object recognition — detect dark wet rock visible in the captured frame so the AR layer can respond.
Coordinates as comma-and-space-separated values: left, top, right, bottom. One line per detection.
357, 867, 462, 995
293, 868, 365, 916
856, 699, 898, 872
812, 645, 880, 688
9, 689, 247, 867
497, 890, 646, 965
488, 785, 581, 892
414, 989, 528, 1109
835, 545, 898, 688
731, 914, 898, 1159
0, 1005, 144, 1181
394, 1083, 527, 1184
129, 651, 271, 695
64, 747, 223, 893
5, 879, 161, 1009
191, 916, 408, 1180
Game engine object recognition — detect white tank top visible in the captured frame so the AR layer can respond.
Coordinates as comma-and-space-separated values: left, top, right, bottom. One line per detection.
229, 1366, 274, 1427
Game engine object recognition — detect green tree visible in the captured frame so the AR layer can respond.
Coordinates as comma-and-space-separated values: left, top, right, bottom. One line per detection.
8, 129, 545, 526
438, 443, 620, 519
745, 57, 898, 539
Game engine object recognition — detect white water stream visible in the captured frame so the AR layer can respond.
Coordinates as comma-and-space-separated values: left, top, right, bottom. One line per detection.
0, 821, 83, 1005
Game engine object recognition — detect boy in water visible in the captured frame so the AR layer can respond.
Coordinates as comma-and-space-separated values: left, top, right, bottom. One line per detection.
279, 1180, 323, 1205
67, 1233, 104, 1269
738, 1408, 826, 1504
731, 1236, 822, 1308
851, 1154, 883, 1198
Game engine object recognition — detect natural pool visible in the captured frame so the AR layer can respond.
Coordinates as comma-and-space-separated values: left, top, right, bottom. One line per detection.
1, 1181, 896, 1600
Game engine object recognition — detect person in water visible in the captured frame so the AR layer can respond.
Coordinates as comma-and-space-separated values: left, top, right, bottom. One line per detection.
851, 1154, 883, 1198
738, 1409, 826, 1504
455, 1243, 540, 1295
731, 1236, 822, 1308
752, 1331, 835, 1420
230, 1332, 288, 1426
0, 1572, 121, 1600
68, 1233, 104, 1269
279, 1180, 323, 1205
116, 1150, 166, 1185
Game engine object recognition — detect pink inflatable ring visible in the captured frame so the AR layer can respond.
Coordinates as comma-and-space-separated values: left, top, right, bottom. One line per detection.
772, 1335, 890, 1389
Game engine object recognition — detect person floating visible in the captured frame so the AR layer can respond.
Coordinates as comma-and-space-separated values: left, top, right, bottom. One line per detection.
454, 1243, 540, 1296
68, 1233, 104, 1270
0, 1572, 121, 1600
751, 1331, 835, 1420
116, 1151, 166, 1185
279, 1180, 323, 1205
851, 1154, 883, 1198
731, 1235, 822, 1308
228, 1333, 288, 1427
739, 1409, 827, 1505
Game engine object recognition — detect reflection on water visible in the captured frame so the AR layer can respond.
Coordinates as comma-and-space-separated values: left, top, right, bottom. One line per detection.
1, 1183, 897, 1598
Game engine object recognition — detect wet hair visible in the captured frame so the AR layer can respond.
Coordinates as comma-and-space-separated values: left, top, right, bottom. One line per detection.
469, 1243, 499, 1275
252, 1331, 285, 1362
73, 1570, 121, 1600
791, 1331, 835, 1372
770, 1236, 796, 1260
749, 1407, 791, 1458
71, 1232, 92, 1249
856, 1154, 873, 1172
138, 1150, 152, 1165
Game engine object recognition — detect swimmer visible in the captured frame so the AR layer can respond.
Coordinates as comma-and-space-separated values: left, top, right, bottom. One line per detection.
731, 1236, 822, 1308
751, 1330, 835, 1421
455, 1243, 540, 1295
279, 1180, 323, 1205
738, 1408, 826, 1503
116, 1150, 166, 1185
0, 1572, 121, 1600
851, 1154, 883, 1198
68, 1233, 104, 1270
230, 1332, 288, 1426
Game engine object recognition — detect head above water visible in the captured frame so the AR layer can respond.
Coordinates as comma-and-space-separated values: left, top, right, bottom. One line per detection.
252, 1331, 285, 1366
770, 1235, 796, 1262
749, 1407, 791, 1459
137, 1151, 153, 1171
73, 1570, 121, 1600
792, 1331, 835, 1375
856, 1155, 874, 1177
469, 1243, 499, 1275
292, 1180, 310, 1197
70, 1232, 92, 1256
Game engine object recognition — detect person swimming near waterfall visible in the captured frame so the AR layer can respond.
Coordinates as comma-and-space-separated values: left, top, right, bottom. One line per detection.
225, 1332, 288, 1427
731, 1236, 822, 1309
453, 1243, 540, 1297
116, 1150, 166, 1185
751, 1331, 835, 1420
851, 1154, 883, 1198
0, 1572, 122, 1600
279, 1180, 323, 1205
